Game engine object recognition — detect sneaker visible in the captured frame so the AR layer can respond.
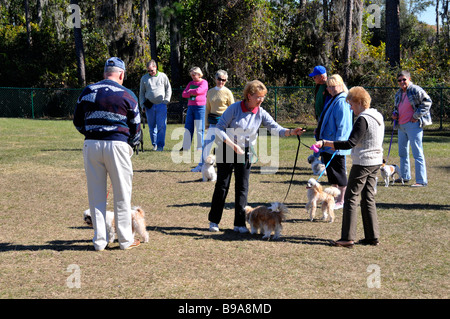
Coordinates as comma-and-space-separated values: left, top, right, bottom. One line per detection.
152, 145, 158, 151
191, 164, 202, 172
334, 202, 344, 210
209, 222, 220, 232
124, 239, 140, 250
233, 226, 249, 234
411, 183, 426, 187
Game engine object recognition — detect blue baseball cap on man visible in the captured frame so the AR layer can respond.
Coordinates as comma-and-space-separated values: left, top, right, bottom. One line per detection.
309, 65, 326, 77
104, 57, 126, 72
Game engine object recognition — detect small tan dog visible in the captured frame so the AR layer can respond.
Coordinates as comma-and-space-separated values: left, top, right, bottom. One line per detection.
306, 178, 340, 222
245, 202, 289, 239
83, 206, 149, 243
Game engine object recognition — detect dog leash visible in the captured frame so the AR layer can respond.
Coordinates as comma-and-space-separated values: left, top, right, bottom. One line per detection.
385, 120, 396, 163
316, 150, 337, 182
283, 135, 301, 203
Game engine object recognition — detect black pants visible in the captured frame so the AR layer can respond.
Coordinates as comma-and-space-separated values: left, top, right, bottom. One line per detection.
322, 152, 348, 186
208, 143, 251, 227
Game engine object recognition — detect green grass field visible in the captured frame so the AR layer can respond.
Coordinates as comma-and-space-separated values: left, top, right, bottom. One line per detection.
0, 118, 448, 299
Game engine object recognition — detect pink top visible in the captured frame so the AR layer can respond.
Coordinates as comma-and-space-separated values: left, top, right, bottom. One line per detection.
398, 92, 414, 125
182, 79, 208, 106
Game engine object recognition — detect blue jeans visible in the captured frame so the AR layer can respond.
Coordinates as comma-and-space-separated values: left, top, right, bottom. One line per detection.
183, 105, 205, 151
398, 121, 427, 185
145, 104, 167, 150
196, 124, 218, 166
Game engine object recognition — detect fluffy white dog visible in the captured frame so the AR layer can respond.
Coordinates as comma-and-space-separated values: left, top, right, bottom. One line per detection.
202, 154, 217, 182
306, 178, 340, 222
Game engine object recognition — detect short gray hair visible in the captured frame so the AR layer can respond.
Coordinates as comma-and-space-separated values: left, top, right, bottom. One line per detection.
215, 70, 228, 80
146, 60, 157, 68
397, 70, 411, 79
104, 66, 124, 74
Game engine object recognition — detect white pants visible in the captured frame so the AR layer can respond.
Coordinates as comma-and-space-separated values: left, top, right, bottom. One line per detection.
83, 140, 134, 250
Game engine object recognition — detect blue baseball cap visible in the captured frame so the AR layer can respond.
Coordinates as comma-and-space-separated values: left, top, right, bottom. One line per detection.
104, 57, 126, 71
309, 65, 326, 77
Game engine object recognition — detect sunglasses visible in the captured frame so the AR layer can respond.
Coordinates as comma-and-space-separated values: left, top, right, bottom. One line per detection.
398, 78, 408, 83
217, 78, 227, 82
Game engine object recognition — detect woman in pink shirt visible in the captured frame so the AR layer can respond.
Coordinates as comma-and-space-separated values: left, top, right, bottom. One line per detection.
181, 67, 208, 160
392, 71, 432, 187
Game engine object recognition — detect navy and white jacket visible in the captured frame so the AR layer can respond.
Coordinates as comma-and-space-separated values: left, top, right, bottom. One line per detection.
73, 79, 141, 146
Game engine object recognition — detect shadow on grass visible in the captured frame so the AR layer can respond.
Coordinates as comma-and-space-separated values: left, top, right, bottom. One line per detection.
0, 240, 94, 252
167, 201, 306, 209
377, 202, 450, 211
148, 224, 332, 246
41, 148, 83, 152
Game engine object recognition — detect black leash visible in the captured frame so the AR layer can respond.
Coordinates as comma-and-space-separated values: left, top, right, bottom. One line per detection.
283, 134, 301, 203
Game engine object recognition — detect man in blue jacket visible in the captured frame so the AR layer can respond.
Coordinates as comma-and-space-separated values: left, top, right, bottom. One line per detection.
73, 57, 141, 251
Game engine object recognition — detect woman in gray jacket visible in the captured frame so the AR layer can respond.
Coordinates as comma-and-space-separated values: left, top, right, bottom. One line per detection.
392, 71, 432, 187
313, 87, 384, 248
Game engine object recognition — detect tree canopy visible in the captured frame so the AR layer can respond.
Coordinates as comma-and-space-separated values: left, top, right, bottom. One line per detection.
1, 0, 448, 89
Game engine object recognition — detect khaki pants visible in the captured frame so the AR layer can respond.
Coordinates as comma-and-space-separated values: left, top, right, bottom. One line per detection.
341, 165, 380, 241
83, 140, 134, 250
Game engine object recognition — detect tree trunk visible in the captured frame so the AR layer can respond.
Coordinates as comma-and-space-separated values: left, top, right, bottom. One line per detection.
37, 0, 45, 27
354, 0, 363, 52
139, 0, 148, 56
323, 0, 329, 31
24, 0, 32, 48
149, 0, 158, 61
169, 10, 182, 88
444, 0, 449, 53
385, 0, 401, 68
343, 0, 353, 81
71, 0, 86, 87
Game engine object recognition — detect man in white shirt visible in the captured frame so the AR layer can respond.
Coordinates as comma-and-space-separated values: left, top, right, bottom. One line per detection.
139, 60, 172, 151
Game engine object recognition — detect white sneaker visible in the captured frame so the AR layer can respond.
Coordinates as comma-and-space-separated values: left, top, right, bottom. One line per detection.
334, 202, 344, 210
209, 222, 220, 232
152, 145, 158, 151
191, 164, 202, 172
233, 226, 249, 233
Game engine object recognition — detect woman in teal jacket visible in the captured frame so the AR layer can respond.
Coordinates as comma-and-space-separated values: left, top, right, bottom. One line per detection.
315, 74, 353, 209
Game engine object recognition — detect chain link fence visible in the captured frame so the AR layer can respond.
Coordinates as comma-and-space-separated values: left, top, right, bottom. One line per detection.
0, 86, 449, 130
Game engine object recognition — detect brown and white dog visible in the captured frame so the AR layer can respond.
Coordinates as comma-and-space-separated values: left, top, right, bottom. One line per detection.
83, 206, 149, 243
245, 202, 289, 239
380, 161, 403, 187
306, 178, 340, 222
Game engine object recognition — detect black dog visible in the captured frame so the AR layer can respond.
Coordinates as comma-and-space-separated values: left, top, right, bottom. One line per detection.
133, 108, 146, 155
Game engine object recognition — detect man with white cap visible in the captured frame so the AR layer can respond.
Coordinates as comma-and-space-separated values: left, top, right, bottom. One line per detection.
74, 57, 142, 251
